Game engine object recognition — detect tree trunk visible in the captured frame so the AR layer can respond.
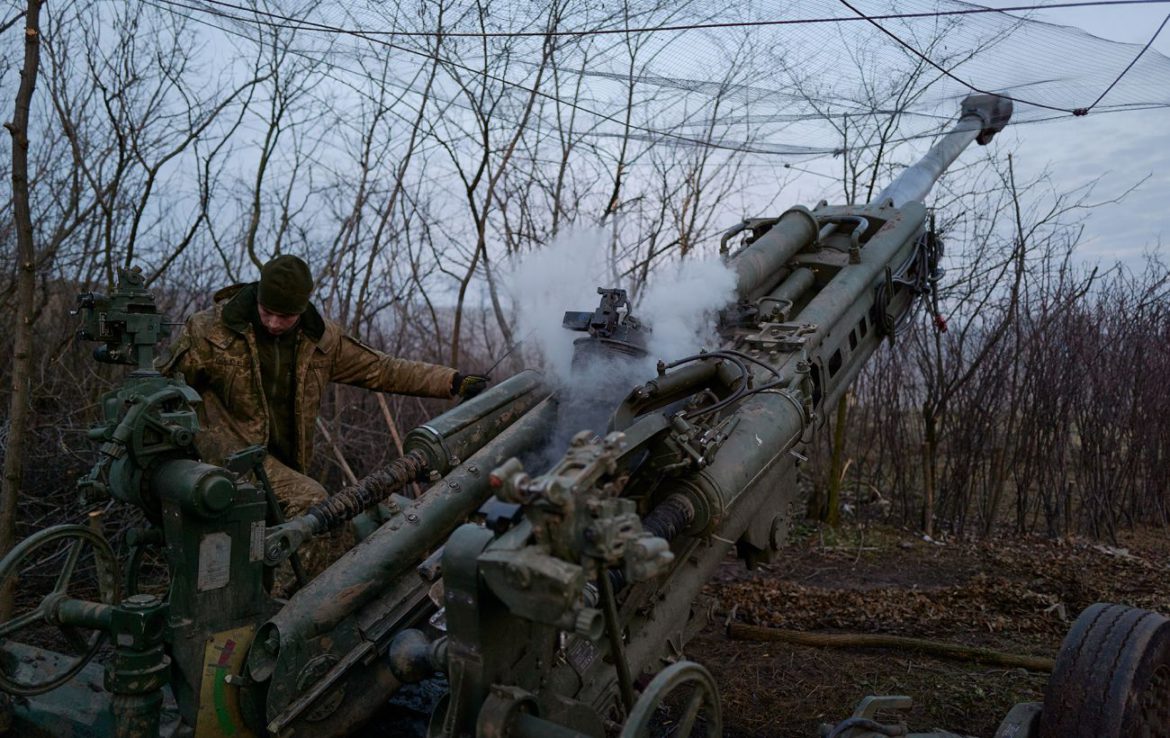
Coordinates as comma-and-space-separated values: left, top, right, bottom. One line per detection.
922, 406, 937, 538
984, 445, 1007, 537
825, 393, 850, 527
2, 0, 44, 617
728, 623, 1054, 672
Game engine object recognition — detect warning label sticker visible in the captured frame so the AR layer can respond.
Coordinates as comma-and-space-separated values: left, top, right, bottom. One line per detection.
249, 521, 265, 562
197, 532, 231, 591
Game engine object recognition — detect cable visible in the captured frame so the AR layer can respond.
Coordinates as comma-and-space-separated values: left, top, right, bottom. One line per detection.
837, 0, 1170, 117
1080, 12, 1170, 113
151, 0, 1170, 163
142, 0, 1170, 204
873, 231, 943, 337
835, 0, 1077, 114
663, 349, 790, 420
175, 0, 1170, 40
149, 0, 843, 158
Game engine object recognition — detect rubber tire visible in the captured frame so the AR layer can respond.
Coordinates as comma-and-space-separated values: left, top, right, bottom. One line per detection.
1039, 602, 1170, 738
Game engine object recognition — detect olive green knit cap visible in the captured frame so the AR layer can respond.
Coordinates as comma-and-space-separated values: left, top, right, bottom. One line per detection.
258, 255, 313, 315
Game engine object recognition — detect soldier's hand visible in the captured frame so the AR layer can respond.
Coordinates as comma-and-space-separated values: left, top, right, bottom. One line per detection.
452, 372, 490, 400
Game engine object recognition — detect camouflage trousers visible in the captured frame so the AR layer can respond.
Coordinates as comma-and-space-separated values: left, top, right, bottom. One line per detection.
262, 456, 344, 596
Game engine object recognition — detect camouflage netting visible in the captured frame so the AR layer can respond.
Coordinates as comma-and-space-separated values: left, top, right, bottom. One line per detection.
174, 0, 1170, 162
5, 0, 1168, 543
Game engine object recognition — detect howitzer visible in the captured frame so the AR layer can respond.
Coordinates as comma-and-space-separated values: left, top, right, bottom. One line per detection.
1, 94, 1167, 738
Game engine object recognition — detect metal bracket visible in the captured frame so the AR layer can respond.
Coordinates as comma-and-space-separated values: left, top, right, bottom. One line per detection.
742, 322, 818, 352
719, 217, 781, 256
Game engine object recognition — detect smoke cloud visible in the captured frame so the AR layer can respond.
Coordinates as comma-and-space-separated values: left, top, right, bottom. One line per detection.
507, 228, 739, 381
639, 257, 739, 364
505, 228, 739, 469
507, 227, 613, 384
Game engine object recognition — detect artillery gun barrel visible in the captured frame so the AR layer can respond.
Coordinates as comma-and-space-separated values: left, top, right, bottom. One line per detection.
873, 93, 1013, 207
727, 93, 1010, 305
251, 378, 551, 643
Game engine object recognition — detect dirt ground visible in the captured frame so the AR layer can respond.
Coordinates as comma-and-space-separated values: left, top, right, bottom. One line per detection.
12, 519, 1168, 738
691, 523, 1170, 738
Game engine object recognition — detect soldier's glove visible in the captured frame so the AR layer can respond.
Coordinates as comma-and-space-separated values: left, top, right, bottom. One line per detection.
452, 372, 490, 400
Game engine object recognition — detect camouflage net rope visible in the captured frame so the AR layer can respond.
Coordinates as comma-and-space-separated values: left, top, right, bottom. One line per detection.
303, 449, 430, 534
169, 0, 1170, 159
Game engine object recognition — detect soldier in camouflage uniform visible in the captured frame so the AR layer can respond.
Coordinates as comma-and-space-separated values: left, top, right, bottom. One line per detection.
161, 255, 488, 518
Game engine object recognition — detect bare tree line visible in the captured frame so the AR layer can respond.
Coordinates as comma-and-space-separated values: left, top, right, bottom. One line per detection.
1, 0, 1166, 575
812, 169, 1170, 541
0, 0, 784, 555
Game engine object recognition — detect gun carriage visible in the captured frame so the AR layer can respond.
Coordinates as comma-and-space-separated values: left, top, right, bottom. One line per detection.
1, 94, 1165, 738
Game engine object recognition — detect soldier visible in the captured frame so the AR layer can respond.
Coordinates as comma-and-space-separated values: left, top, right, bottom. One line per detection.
161, 254, 489, 517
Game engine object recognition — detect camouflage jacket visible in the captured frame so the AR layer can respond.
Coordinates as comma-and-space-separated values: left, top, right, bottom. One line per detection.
160, 283, 456, 472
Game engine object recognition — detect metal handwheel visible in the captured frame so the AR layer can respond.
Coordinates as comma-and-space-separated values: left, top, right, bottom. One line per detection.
620, 660, 722, 738
1039, 602, 1170, 738
0, 524, 121, 695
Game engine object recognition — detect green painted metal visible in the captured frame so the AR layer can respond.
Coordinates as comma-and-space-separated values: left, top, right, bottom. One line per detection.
104, 594, 170, 738
619, 661, 721, 738
2, 644, 124, 738
0, 524, 121, 696
0, 94, 1075, 738
730, 205, 820, 300
404, 370, 547, 475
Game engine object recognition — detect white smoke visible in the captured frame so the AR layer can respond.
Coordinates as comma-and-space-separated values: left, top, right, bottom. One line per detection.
506, 229, 741, 469
506, 227, 613, 384
638, 256, 739, 364
507, 228, 740, 382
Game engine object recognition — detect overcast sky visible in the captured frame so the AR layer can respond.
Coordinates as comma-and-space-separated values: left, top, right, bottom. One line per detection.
768, 1, 1169, 267
954, 1, 1167, 263
79, 0, 1168, 275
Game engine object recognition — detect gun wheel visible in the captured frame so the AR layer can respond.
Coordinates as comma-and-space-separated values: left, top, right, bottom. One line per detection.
620, 660, 722, 738
1039, 602, 1170, 738
0, 524, 121, 696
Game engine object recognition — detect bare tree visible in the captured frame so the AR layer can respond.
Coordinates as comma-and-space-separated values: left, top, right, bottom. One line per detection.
429, 0, 563, 368
1, 0, 42, 616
